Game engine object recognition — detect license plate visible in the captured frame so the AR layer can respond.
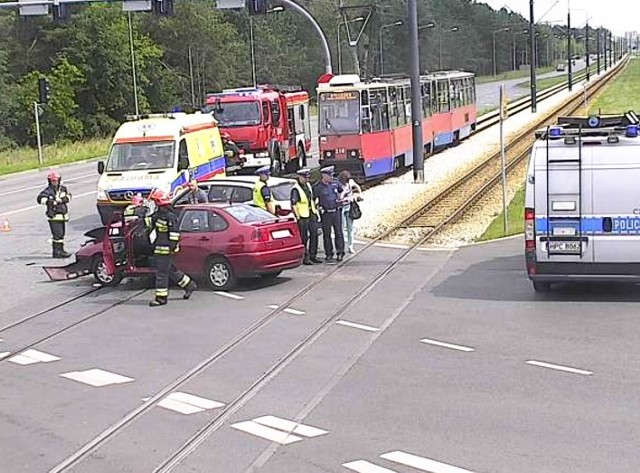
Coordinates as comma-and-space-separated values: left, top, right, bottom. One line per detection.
271, 229, 291, 239
548, 241, 582, 254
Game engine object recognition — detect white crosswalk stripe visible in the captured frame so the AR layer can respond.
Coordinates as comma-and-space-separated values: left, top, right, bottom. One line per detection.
9, 349, 61, 365
231, 415, 328, 445
345, 450, 476, 473
60, 368, 134, 387
143, 392, 225, 415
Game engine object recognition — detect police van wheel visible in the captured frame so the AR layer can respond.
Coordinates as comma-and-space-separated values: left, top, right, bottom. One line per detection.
532, 281, 551, 293
205, 257, 236, 291
92, 255, 123, 287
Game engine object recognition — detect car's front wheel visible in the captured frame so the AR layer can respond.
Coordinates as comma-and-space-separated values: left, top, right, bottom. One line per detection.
92, 255, 123, 286
205, 257, 236, 291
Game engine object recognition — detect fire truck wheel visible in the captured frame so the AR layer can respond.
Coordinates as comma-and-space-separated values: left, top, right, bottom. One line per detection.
92, 255, 123, 287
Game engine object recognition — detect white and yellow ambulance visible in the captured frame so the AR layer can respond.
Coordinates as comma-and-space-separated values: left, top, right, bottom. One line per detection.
96, 112, 226, 224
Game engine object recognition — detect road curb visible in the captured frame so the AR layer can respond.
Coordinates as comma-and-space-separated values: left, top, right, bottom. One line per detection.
0, 156, 103, 181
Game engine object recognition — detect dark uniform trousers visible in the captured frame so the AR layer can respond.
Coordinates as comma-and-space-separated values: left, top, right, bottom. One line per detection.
320, 209, 344, 258
154, 254, 191, 300
298, 215, 319, 259
49, 221, 66, 254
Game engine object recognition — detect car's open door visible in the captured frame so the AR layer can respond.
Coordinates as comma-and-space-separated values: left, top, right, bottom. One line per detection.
102, 223, 117, 277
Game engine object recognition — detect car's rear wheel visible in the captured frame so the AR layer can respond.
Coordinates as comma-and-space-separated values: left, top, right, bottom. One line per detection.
261, 271, 282, 280
532, 281, 551, 293
205, 257, 236, 291
92, 255, 123, 287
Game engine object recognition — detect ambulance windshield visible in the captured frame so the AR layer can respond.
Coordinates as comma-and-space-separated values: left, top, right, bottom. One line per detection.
106, 142, 176, 172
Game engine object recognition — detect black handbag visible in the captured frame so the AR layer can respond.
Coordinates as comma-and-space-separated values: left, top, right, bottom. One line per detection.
349, 200, 362, 220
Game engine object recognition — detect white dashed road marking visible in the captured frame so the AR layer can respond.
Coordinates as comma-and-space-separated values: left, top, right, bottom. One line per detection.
9, 349, 61, 365
380, 451, 476, 473
336, 320, 380, 332
231, 415, 328, 445
145, 392, 225, 415
526, 360, 593, 376
343, 460, 398, 472
5, 191, 97, 216
60, 368, 134, 387
267, 305, 306, 315
213, 291, 244, 300
420, 338, 475, 352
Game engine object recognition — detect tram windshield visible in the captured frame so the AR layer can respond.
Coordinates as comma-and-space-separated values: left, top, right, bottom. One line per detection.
318, 91, 361, 135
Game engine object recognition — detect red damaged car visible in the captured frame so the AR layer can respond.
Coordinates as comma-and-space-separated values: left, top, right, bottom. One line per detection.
45, 202, 304, 291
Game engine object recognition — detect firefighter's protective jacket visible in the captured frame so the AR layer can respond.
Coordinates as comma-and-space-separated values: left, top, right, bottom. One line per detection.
37, 184, 71, 221
151, 206, 180, 255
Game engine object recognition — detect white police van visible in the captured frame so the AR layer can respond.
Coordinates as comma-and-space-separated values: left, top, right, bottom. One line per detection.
524, 113, 640, 292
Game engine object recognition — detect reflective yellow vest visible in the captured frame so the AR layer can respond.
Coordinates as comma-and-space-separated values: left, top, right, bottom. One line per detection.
253, 180, 267, 210
292, 182, 317, 219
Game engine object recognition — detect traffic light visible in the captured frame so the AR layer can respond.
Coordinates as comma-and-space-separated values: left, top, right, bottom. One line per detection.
152, 0, 174, 16
38, 77, 51, 104
53, 2, 71, 23
248, 0, 268, 14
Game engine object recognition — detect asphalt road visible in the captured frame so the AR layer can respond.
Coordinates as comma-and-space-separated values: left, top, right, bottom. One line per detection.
2, 157, 640, 473
476, 59, 588, 111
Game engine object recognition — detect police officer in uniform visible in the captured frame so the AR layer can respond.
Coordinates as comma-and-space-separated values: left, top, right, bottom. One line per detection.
290, 168, 321, 265
147, 189, 197, 307
37, 171, 72, 258
313, 166, 345, 262
253, 166, 275, 214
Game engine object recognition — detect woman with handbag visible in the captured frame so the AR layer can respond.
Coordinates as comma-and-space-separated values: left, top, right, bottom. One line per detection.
337, 170, 363, 254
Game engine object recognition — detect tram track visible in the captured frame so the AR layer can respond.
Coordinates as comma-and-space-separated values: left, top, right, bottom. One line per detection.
46, 58, 629, 473
389, 57, 628, 244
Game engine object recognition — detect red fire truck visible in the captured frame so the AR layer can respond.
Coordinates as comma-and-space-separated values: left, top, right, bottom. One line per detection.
204, 85, 312, 176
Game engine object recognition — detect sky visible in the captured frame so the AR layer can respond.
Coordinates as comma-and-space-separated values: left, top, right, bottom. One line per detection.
480, 0, 640, 35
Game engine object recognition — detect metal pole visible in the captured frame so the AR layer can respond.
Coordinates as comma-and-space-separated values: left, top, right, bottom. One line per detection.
127, 11, 139, 115
34, 101, 43, 166
567, 9, 572, 91
585, 22, 590, 81
249, 16, 257, 87
337, 25, 342, 74
529, 0, 536, 112
596, 29, 600, 74
408, 0, 423, 183
379, 28, 384, 76
499, 84, 508, 233
279, 0, 332, 73
493, 32, 497, 76
512, 33, 516, 70
439, 26, 443, 70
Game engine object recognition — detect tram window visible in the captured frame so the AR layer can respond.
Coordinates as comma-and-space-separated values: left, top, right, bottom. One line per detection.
361, 90, 369, 106
438, 80, 450, 113
388, 86, 399, 129
369, 88, 388, 132
404, 85, 412, 123
397, 87, 406, 126
361, 106, 372, 133
431, 82, 438, 113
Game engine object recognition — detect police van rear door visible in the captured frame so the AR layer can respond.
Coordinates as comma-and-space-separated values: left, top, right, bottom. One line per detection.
590, 140, 640, 263
534, 139, 594, 263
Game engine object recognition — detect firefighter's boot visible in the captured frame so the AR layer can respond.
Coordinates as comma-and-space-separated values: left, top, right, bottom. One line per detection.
149, 297, 168, 307
183, 280, 198, 300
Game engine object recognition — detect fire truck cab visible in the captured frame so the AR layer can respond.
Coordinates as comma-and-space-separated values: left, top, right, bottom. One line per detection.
204, 84, 312, 176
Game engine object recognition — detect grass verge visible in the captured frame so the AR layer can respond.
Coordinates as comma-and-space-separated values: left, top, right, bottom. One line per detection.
478, 186, 525, 241
0, 138, 111, 177
476, 66, 554, 85
588, 58, 640, 114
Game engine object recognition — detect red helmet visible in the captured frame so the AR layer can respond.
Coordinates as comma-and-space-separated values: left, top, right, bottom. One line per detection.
131, 194, 144, 206
220, 132, 231, 141
148, 188, 171, 206
47, 171, 60, 181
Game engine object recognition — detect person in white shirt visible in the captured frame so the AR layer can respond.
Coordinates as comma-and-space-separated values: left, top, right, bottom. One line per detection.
337, 170, 363, 254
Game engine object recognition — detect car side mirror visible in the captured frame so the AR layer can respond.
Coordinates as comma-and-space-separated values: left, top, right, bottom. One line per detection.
178, 156, 189, 171
98, 161, 105, 175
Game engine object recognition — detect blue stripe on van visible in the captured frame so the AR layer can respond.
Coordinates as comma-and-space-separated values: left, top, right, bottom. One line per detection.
536, 216, 640, 235
170, 156, 226, 192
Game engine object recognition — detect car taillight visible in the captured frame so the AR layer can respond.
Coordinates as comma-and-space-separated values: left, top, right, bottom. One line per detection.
252, 228, 270, 242
525, 207, 535, 250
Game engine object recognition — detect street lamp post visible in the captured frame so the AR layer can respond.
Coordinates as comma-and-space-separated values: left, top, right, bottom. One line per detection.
596, 28, 600, 74
567, 7, 572, 91
379, 20, 403, 76
249, 6, 284, 87
493, 27, 510, 76
337, 16, 365, 74
585, 23, 590, 81
419, 22, 459, 70
529, 0, 537, 112
439, 26, 459, 70
127, 11, 139, 115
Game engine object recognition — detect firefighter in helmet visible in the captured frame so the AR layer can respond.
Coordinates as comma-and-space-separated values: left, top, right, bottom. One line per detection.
147, 188, 197, 306
123, 193, 148, 223
221, 132, 242, 170
37, 171, 72, 258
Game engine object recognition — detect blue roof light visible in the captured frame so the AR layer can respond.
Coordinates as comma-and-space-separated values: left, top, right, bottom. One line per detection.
626, 125, 639, 138
549, 126, 562, 137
